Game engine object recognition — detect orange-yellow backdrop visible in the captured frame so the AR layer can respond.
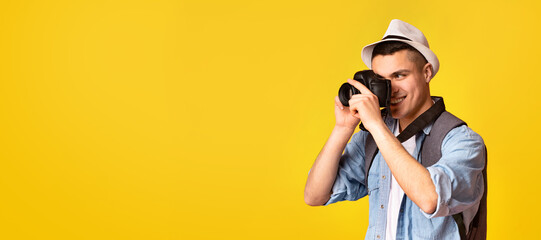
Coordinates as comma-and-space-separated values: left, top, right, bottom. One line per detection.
0, 0, 538, 239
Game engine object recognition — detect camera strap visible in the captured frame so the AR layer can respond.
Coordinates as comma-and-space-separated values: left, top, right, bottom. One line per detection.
396, 96, 446, 142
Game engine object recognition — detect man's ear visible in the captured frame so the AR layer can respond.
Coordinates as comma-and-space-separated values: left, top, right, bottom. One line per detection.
423, 62, 433, 83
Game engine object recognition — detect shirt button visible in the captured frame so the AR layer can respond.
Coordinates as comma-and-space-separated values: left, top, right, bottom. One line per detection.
380, 205, 384, 209
382, 175, 386, 180
376, 235, 381, 239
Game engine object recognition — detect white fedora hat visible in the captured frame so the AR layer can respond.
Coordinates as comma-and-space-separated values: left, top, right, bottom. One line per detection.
361, 19, 440, 79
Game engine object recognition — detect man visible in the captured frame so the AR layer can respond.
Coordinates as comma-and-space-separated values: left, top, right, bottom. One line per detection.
304, 19, 486, 240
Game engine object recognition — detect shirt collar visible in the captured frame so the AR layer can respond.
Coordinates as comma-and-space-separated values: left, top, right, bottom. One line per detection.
422, 120, 434, 135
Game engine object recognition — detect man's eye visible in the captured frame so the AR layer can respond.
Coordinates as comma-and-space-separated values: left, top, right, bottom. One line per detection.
396, 74, 405, 79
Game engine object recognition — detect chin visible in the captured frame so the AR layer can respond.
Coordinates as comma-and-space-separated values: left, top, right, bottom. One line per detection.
390, 110, 401, 119
389, 105, 398, 116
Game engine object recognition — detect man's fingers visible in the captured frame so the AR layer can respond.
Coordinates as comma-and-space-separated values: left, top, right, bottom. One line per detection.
349, 94, 376, 104
348, 94, 379, 115
347, 79, 372, 95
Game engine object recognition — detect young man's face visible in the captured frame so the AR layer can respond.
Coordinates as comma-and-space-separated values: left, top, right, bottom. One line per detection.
371, 49, 432, 124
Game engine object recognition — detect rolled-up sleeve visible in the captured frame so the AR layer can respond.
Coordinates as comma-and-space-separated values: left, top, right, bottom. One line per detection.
421, 125, 486, 218
324, 131, 369, 206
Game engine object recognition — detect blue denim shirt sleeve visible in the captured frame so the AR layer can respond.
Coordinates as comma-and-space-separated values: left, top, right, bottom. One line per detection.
421, 125, 486, 218
324, 130, 369, 206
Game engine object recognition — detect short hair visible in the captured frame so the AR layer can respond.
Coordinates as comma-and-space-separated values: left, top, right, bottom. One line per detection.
372, 41, 428, 70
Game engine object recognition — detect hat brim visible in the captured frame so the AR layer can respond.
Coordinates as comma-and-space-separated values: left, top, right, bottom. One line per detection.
361, 38, 440, 78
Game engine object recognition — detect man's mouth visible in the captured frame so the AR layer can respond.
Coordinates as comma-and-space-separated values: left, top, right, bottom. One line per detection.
391, 96, 405, 105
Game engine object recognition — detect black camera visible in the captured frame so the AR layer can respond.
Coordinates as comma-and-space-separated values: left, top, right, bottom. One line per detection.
338, 70, 391, 108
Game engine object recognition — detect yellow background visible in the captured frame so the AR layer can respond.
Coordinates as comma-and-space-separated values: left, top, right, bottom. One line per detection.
0, 0, 538, 239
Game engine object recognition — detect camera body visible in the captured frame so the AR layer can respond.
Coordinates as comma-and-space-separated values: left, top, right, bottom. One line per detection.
338, 70, 391, 108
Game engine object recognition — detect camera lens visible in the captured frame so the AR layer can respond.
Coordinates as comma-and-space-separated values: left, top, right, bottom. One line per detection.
338, 82, 360, 107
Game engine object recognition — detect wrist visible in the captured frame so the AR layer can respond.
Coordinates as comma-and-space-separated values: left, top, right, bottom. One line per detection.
365, 120, 388, 135
333, 125, 356, 135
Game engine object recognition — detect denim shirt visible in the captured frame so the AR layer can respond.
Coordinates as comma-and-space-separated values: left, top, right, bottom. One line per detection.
324, 115, 486, 240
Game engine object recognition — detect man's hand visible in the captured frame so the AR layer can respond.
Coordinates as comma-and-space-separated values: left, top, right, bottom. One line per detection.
346, 79, 385, 132
334, 94, 360, 131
